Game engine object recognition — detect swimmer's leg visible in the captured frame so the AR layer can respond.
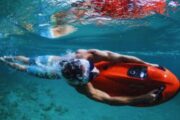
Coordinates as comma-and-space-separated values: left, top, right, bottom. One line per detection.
0, 57, 27, 71
3, 56, 30, 64
14, 56, 30, 64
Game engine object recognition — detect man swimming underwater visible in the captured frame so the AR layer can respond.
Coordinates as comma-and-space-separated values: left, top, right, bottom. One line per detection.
0, 49, 163, 106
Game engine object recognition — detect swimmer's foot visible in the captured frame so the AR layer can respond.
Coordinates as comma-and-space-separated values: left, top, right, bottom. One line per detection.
0, 57, 5, 62
2, 56, 14, 62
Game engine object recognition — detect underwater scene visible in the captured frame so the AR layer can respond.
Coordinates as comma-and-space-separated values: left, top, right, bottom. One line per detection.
0, 0, 180, 120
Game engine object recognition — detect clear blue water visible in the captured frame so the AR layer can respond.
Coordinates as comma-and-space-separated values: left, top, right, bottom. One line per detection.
0, 0, 180, 120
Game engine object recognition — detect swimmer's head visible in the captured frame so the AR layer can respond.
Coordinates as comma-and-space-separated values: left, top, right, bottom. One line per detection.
60, 58, 98, 85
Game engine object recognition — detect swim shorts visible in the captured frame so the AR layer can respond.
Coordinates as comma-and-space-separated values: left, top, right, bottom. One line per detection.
27, 56, 61, 79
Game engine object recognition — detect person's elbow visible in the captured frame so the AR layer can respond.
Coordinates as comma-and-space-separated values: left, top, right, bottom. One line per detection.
87, 89, 110, 102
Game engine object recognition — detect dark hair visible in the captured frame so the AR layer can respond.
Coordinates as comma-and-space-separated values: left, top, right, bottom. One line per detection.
61, 59, 83, 81
71, 1, 84, 7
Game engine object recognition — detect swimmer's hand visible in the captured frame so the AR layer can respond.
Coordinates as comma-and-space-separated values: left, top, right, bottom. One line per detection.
130, 87, 164, 105
148, 63, 166, 71
139, 89, 160, 103
150, 63, 159, 67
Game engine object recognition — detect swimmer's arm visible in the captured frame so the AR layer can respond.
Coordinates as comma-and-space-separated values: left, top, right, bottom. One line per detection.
82, 83, 157, 105
83, 49, 158, 66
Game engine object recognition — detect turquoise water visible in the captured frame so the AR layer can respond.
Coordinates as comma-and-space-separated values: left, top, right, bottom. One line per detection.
0, 0, 180, 120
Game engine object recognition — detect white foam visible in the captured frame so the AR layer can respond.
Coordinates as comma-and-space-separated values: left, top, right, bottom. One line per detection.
136, 0, 166, 6
168, 1, 179, 8
39, 23, 50, 27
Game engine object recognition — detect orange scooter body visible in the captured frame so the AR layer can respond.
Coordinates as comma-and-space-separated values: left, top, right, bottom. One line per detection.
91, 61, 180, 106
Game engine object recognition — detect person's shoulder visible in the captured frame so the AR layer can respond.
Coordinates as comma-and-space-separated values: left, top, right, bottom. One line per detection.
88, 49, 100, 53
